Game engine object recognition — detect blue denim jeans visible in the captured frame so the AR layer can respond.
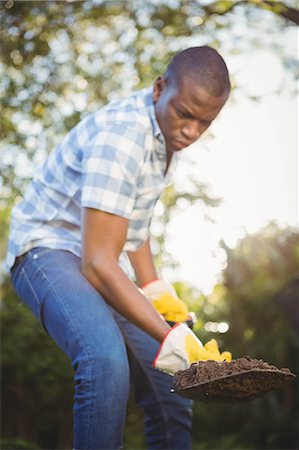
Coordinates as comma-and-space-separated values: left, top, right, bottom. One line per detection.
11, 247, 192, 450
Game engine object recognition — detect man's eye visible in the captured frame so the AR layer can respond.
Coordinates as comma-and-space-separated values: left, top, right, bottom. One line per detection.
176, 109, 188, 118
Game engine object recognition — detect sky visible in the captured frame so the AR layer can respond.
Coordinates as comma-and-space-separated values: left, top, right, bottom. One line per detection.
160, 37, 298, 294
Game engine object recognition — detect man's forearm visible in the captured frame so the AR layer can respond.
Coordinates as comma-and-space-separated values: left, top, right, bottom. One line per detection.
127, 238, 158, 287
82, 257, 170, 343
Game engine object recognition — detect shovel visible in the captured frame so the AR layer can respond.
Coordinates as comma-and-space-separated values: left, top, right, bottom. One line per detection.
171, 357, 296, 403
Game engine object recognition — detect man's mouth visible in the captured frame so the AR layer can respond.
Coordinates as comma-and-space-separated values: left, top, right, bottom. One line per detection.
173, 138, 190, 149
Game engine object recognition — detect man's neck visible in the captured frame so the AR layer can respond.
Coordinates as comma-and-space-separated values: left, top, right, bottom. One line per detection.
164, 150, 172, 175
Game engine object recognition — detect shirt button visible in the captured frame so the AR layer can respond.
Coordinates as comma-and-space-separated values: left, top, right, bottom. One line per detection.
157, 154, 164, 160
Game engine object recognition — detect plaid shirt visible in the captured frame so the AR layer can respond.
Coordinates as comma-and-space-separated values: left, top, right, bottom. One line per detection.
5, 87, 179, 273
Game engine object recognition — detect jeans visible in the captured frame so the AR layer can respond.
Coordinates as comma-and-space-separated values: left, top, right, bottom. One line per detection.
11, 247, 192, 450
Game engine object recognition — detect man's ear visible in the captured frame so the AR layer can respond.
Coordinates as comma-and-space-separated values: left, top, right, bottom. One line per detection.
153, 76, 167, 103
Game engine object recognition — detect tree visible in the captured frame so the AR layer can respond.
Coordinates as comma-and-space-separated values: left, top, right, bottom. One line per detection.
1, 277, 73, 449
1, 0, 298, 206
1, 1, 298, 448
190, 223, 299, 449
1, 0, 297, 260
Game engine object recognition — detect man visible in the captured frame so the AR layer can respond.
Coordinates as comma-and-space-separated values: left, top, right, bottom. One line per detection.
6, 46, 231, 449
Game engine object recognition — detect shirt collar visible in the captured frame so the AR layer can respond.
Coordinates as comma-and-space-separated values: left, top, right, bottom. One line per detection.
143, 87, 166, 149
140, 87, 180, 177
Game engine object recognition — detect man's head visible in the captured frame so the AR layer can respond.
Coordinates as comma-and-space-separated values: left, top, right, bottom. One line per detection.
153, 46, 230, 158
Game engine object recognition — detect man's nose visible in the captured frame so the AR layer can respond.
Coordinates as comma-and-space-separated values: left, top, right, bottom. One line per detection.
181, 121, 202, 141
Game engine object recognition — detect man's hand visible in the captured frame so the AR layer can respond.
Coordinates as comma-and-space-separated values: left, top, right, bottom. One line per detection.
153, 323, 232, 376
142, 279, 189, 322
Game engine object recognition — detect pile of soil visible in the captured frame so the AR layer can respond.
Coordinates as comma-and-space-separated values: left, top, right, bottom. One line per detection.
172, 356, 296, 403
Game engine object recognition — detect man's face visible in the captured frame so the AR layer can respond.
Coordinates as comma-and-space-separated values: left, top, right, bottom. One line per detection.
153, 75, 228, 158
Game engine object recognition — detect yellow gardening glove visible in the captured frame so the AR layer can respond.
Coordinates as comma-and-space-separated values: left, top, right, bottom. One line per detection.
185, 336, 232, 364
153, 323, 232, 376
142, 279, 189, 322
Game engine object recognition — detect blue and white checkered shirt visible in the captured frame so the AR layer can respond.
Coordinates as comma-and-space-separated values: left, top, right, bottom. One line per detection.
5, 87, 179, 273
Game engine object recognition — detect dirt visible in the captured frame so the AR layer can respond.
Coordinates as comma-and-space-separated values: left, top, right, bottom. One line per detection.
172, 356, 296, 403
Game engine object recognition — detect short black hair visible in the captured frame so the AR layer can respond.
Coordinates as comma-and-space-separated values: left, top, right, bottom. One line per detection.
164, 46, 231, 97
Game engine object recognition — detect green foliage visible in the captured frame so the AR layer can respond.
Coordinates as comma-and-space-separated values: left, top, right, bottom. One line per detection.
221, 224, 299, 362
188, 223, 299, 449
1, 0, 297, 204
124, 393, 146, 450
1, 277, 73, 449
0, 438, 40, 449
202, 0, 299, 25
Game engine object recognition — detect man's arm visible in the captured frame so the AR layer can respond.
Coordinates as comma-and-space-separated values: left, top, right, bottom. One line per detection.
127, 238, 158, 288
81, 207, 170, 343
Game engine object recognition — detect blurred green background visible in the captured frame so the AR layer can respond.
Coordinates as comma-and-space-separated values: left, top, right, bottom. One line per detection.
1, 1, 298, 449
